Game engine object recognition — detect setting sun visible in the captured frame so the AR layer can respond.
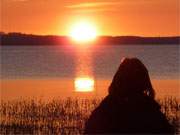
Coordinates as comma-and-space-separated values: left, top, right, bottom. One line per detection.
69, 21, 97, 43
74, 77, 95, 92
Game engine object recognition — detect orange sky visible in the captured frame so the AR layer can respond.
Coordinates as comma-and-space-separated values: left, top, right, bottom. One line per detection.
1, 0, 179, 36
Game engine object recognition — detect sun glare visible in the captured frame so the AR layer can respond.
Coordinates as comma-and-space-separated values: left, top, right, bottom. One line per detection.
69, 21, 97, 43
74, 77, 94, 92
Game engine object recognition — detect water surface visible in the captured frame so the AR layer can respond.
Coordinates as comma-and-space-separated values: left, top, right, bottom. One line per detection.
1, 45, 179, 100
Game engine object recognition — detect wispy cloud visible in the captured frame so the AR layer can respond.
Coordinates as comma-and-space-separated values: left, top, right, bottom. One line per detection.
65, 1, 156, 9
12, 0, 28, 2
65, 2, 122, 9
72, 8, 119, 13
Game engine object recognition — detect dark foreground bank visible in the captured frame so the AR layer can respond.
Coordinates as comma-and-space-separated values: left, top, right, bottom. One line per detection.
0, 97, 179, 134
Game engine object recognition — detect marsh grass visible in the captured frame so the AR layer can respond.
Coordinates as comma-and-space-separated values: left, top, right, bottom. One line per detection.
0, 97, 179, 134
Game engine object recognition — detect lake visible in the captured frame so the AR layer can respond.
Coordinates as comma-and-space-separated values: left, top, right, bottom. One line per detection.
1, 45, 179, 100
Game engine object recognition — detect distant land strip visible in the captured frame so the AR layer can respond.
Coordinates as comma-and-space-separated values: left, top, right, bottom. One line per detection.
0, 32, 180, 45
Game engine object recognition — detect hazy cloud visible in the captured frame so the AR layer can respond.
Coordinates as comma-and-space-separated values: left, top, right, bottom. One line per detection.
11, 0, 29, 2
65, 1, 158, 9
65, 2, 122, 9
72, 8, 119, 13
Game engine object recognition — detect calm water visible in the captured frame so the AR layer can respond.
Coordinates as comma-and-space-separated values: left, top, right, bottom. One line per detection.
0, 45, 180, 100
1, 45, 179, 79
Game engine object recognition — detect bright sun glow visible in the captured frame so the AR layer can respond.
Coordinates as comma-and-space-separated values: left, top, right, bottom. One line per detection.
74, 77, 94, 92
70, 21, 97, 42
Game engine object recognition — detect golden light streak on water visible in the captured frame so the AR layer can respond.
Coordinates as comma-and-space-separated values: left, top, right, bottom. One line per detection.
74, 47, 95, 92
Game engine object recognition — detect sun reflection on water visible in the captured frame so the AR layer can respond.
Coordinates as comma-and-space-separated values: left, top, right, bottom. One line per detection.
74, 45, 95, 92
74, 77, 94, 92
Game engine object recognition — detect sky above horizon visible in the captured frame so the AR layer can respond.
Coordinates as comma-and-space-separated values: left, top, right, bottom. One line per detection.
1, 0, 180, 36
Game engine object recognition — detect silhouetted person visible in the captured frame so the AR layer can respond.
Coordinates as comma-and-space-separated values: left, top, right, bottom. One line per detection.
84, 58, 174, 134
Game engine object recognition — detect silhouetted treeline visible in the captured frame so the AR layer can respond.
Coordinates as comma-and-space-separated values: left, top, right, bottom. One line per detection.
1, 32, 179, 45
98, 36, 180, 45
0, 32, 70, 46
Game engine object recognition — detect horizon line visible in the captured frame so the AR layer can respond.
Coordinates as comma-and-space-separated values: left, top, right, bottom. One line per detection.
1, 31, 180, 38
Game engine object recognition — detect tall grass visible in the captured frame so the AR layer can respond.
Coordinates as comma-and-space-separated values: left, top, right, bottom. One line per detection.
0, 97, 179, 134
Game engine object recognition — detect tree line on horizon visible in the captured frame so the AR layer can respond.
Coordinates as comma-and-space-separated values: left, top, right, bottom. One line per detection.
0, 32, 179, 45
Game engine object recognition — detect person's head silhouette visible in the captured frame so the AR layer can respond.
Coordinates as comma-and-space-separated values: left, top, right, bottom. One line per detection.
85, 58, 174, 134
108, 58, 155, 99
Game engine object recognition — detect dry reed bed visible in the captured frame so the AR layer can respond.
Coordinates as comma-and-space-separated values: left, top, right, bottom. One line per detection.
0, 97, 179, 134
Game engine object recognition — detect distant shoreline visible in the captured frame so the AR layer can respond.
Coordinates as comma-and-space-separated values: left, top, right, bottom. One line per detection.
1, 33, 180, 45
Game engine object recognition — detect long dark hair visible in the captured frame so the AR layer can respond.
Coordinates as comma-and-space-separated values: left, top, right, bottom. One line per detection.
108, 58, 155, 99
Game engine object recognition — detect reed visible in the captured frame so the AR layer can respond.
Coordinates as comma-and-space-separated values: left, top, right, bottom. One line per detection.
0, 97, 179, 134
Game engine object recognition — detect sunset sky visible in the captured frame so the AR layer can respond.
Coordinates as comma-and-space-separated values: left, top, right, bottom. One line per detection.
1, 0, 179, 36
